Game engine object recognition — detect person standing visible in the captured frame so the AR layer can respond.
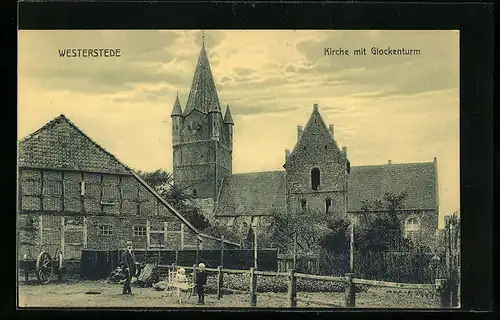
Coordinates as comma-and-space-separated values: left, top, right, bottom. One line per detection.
120, 241, 136, 295
195, 263, 208, 305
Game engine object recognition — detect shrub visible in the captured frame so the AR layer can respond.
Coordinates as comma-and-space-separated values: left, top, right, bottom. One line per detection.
204, 273, 367, 294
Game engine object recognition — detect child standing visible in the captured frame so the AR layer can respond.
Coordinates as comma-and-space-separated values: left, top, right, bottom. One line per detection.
195, 263, 208, 305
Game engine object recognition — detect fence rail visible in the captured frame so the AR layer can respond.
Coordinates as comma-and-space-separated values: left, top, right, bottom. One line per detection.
352, 278, 435, 290
295, 273, 344, 282
170, 264, 455, 308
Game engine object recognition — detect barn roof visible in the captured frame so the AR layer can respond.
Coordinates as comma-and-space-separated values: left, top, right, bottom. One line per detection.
214, 161, 437, 217
18, 114, 130, 174
214, 171, 287, 217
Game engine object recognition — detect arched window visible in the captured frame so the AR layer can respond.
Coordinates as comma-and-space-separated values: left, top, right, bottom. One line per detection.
405, 217, 420, 242
311, 168, 320, 190
325, 198, 332, 213
192, 189, 197, 197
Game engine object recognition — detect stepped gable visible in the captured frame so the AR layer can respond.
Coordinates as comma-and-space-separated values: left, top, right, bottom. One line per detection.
18, 114, 130, 174
347, 161, 437, 212
214, 171, 287, 217
183, 43, 222, 116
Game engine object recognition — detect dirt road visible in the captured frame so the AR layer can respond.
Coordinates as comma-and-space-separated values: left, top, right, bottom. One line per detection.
18, 281, 436, 309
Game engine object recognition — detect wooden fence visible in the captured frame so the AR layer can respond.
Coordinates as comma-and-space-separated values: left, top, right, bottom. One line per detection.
169, 264, 456, 308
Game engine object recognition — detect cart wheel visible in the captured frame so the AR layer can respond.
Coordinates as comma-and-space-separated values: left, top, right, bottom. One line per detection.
36, 252, 53, 284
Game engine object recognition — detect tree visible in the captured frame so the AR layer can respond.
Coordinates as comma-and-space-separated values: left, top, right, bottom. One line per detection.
269, 207, 348, 254
136, 169, 239, 242
356, 192, 408, 252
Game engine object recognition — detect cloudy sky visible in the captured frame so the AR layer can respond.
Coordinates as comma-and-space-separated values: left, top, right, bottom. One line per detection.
18, 30, 459, 228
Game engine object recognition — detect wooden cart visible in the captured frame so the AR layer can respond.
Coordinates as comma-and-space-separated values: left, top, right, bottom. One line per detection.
19, 246, 64, 284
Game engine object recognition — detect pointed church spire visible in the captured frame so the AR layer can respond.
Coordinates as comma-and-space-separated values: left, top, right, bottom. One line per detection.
184, 32, 222, 116
171, 92, 183, 116
224, 104, 234, 124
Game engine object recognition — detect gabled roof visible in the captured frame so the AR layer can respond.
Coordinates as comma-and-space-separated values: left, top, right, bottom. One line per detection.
288, 106, 342, 161
18, 114, 130, 174
184, 43, 222, 116
347, 161, 438, 211
171, 93, 183, 116
214, 171, 287, 217
223, 104, 234, 124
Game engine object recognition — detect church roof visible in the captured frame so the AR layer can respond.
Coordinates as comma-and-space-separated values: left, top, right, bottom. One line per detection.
184, 43, 222, 116
347, 161, 437, 211
223, 104, 234, 124
287, 105, 342, 164
213, 161, 437, 217
18, 114, 130, 174
171, 93, 183, 116
214, 171, 287, 217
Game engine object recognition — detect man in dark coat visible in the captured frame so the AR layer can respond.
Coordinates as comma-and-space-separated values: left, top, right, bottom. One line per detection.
120, 241, 136, 295
195, 263, 208, 304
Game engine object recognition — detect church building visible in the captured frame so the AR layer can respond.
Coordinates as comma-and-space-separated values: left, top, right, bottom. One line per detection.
171, 39, 439, 252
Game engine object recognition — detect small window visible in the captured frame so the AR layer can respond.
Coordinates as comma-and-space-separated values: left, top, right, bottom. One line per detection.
315, 119, 317, 123
98, 225, 113, 236
201, 155, 204, 159
325, 199, 332, 213
311, 168, 321, 190
324, 145, 328, 150
251, 216, 259, 227
193, 189, 197, 197
405, 217, 420, 242
300, 199, 307, 210
133, 226, 146, 236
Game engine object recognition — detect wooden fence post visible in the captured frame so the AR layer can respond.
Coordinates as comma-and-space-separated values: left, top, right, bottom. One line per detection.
435, 278, 450, 308
220, 235, 224, 267
345, 273, 355, 308
288, 269, 297, 308
192, 264, 197, 291
217, 265, 223, 300
249, 267, 257, 307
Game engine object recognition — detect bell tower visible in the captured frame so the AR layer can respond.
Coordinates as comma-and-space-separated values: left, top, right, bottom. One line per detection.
171, 33, 233, 200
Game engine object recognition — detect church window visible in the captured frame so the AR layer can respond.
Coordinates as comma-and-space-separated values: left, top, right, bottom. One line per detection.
311, 168, 320, 190
315, 119, 317, 123
201, 155, 204, 159
325, 199, 332, 213
324, 145, 328, 150
300, 199, 307, 210
193, 189, 197, 197
405, 217, 420, 243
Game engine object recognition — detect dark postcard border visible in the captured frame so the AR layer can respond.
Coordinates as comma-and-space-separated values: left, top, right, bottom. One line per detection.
12, 0, 494, 315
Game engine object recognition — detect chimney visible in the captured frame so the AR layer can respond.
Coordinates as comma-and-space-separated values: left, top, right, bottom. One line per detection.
329, 124, 334, 137
388, 160, 392, 165
313, 103, 319, 112
297, 126, 303, 140
342, 146, 347, 157
285, 149, 290, 160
